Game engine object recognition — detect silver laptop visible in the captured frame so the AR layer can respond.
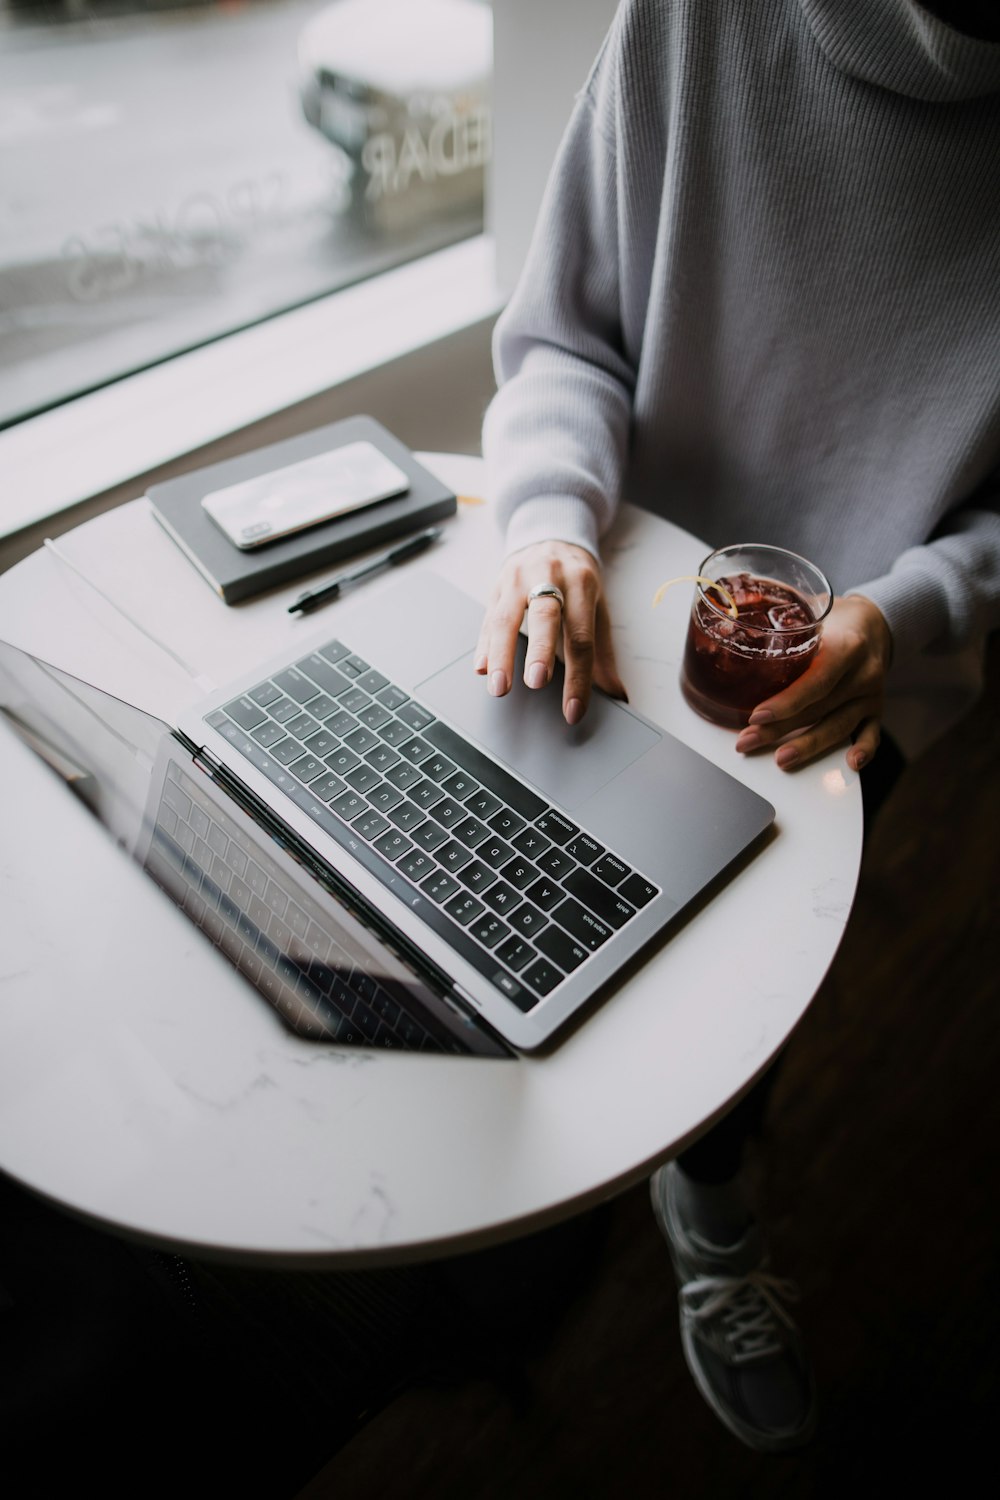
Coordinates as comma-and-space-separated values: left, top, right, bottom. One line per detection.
0, 572, 773, 1054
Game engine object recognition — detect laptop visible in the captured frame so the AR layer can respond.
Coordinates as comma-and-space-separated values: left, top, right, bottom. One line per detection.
0, 571, 774, 1054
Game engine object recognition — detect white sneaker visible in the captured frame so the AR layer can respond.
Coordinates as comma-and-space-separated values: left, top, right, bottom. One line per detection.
650, 1162, 817, 1452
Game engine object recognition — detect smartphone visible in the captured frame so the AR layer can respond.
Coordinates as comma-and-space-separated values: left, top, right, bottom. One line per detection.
201, 440, 411, 550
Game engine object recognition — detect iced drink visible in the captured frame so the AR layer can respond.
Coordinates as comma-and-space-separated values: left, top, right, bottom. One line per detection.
680, 546, 832, 730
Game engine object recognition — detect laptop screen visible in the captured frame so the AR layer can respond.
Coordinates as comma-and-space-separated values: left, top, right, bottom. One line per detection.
0, 640, 508, 1056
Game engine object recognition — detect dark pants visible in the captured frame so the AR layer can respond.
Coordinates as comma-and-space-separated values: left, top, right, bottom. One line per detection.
676, 733, 907, 1185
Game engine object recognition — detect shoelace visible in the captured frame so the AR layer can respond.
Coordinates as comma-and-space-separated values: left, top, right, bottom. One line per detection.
680, 1270, 801, 1365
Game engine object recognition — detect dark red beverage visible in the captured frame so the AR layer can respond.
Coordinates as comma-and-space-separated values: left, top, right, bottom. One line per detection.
681, 571, 823, 729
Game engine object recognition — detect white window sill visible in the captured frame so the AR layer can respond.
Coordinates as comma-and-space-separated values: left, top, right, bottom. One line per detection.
0, 236, 503, 541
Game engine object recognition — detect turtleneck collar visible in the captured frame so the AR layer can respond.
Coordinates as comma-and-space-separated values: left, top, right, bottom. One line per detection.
798, 0, 1000, 100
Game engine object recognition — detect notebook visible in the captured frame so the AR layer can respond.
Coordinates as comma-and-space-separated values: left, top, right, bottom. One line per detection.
0, 572, 775, 1054
147, 415, 458, 604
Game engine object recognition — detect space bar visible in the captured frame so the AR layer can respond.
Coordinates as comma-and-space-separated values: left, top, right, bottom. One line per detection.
423, 721, 547, 820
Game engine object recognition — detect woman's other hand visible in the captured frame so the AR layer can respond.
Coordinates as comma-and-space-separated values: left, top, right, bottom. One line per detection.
734, 595, 893, 771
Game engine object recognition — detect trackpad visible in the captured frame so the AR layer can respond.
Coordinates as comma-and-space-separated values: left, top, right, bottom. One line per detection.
416, 641, 660, 810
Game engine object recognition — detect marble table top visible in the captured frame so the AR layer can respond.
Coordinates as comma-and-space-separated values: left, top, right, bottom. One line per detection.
0, 454, 861, 1266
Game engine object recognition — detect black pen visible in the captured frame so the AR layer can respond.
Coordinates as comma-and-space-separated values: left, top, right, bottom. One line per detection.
288, 527, 443, 615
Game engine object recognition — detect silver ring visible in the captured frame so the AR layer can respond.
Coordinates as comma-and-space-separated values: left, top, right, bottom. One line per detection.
526, 583, 565, 610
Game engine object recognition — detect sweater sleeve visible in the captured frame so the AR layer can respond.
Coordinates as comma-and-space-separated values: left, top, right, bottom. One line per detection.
482, 30, 635, 563
847, 480, 1000, 663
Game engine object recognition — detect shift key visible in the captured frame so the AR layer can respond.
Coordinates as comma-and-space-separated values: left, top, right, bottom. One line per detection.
553, 897, 614, 951
562, 867, 637, 929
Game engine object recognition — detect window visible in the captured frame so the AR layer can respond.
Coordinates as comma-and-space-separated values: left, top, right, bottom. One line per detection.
0, 0, 492, 430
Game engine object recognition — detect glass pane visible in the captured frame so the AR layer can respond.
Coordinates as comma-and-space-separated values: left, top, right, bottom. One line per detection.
0, 0, 492, 428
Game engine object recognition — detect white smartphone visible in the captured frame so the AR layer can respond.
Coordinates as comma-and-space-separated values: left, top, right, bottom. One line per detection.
201, 440, 411, 550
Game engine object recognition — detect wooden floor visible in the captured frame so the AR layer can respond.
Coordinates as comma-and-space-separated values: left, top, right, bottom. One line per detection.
294, 644, 1000, 1499
2, 649, 996, 1499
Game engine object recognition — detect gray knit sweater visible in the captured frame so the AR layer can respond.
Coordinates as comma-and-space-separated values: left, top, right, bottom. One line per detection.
482, 0, 1000, 755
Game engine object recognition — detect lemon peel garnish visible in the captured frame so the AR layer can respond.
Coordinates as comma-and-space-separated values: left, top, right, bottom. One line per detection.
652, 575, 739, 618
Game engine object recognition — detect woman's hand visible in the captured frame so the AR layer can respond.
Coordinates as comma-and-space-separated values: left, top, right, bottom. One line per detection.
734, 595, 893, 772
474, 540, 628, 723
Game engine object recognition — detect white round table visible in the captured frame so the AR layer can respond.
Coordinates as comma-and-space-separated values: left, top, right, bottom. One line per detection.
0, 454, 862, 1266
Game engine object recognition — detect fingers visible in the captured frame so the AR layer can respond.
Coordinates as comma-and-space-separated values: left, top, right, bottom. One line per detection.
474, 541, 626, 724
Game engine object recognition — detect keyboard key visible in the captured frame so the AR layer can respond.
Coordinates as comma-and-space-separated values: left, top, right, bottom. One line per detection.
470, 913, 510, 949
318, 639, 350, 664
368, 782, 404, 813
304, 694, 338, 721
437, 840, 473, 872
458, 859, 497, 894
379, 718, 413, 747
249, 681, 282, 707
593, 852, 631, 886
345, 764, 382, 794
225, 695, 267, 731
421, 870, 461, 904
465, 788, 502, 819
354, 810, 392, 841
274, 666, 320, 703
482, 881, 521, 916
398, 850, 435, 881
303, 729, 339, 757
535, 808, 578, 845
512, 826, 551, 860
290, 756, 325, 784
284, 711, 321, 740
344, 726, 381, 755
500, 855, 537, 890
411, 819, 449, 853
326, 746, 361, 775
397, 701, 435, 731
340, 654, 369, 678
445, 892, 485, 926
563, 867, 637, 928
453, 815, 490, 849
409, 778, 446, 810
422, 753, 456, 783
296, 655, 350, 699
441, 770, 479, 801
374, 830, 414, 862
620, 873, 658, 908
268, 697, 301, 724
526, 876, 563, 911
269, 736, 304, 766
251, 720, 285, 748
376, 684, 409, 711
489, 807, 526, 840
508, 902, 548, 939
338, 686, 372, 713
388, 801, 425, 833
310, 772, 347, 802
536, 925, 588, 972
430, 796, 466, 828
325, 709, 357, 737
552, 897, 613, 950
399, 736, 434, 765
365, 744, 402, 774
522, 958, 563, 996
357, 701, 392, 730
535, 846, 577, 881
496, 936, 535, 972
478, 836, 514, 869
331, 789, 367, 821
356, 668, 389, 694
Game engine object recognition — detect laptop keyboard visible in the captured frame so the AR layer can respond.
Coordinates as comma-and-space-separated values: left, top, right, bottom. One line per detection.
205, 638, 660, 1013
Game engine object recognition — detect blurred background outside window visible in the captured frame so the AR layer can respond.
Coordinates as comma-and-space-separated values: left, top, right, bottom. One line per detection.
0, 0, 492, 430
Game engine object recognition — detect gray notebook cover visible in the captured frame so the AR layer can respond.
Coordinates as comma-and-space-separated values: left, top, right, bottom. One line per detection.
148, 415, 457, 604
